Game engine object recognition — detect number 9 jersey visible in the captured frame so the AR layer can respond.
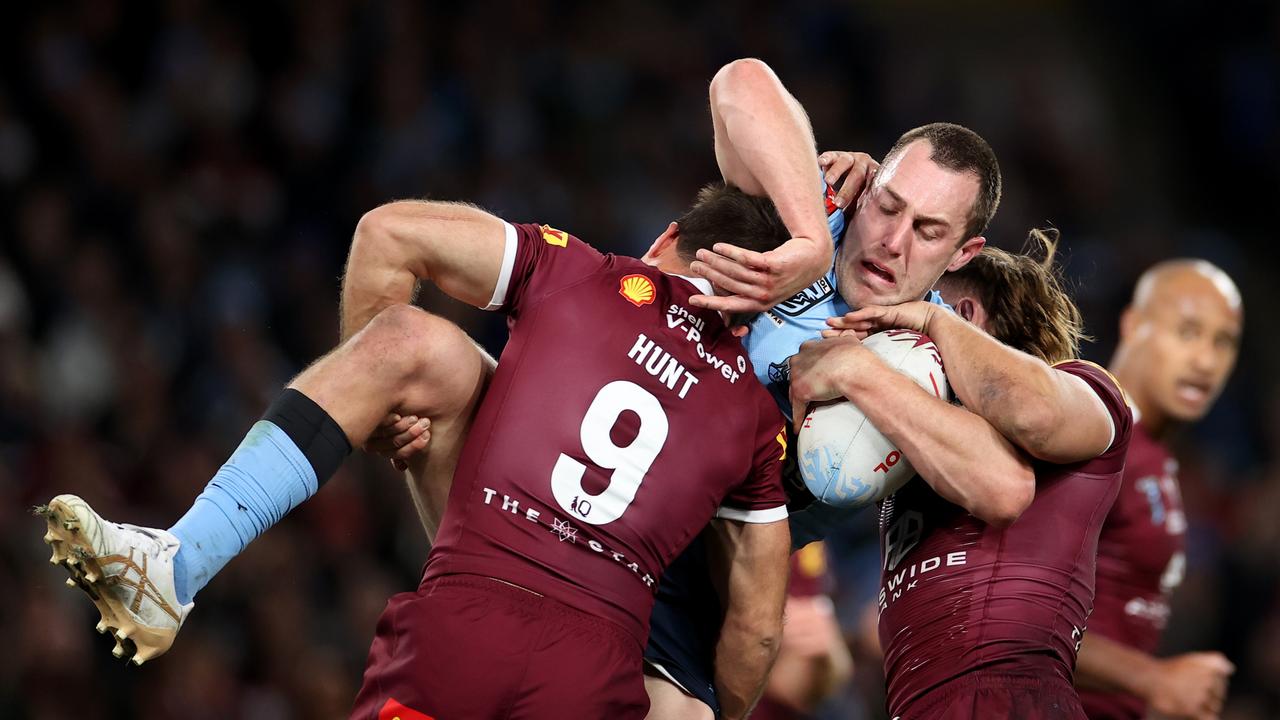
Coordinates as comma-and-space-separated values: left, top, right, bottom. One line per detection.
423, 222, 790, 647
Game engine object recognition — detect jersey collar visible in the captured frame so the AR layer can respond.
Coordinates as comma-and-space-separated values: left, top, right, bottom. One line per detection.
672, 273, 714, 296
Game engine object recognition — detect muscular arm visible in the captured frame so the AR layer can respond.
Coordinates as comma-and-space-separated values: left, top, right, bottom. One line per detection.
923, 309, 1115, 464
789, 336, 1034, 526
698, 59, 831, 307
838, 347, 1035, 526
710, 59, 830, 245
706, 517, 790, 720
339, 200, 507, 340
1076, 632, 1161, 695
1076, 634, 1234, 719
763, 596, 854, 712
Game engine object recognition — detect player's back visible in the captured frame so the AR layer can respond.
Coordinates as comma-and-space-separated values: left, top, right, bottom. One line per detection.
876, 360, 1133, 717
426, 222, 788, 647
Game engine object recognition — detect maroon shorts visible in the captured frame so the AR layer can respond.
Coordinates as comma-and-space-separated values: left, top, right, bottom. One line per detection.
1078, 688, 1144, 719
349, 575, 649, 720
898, 674, 1085, 720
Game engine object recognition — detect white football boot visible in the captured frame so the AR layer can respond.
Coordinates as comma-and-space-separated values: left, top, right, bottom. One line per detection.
37, 494, 193, 665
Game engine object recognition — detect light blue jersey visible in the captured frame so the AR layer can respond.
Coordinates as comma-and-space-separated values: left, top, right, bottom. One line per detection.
742, 184, 951, 548
744, 190, 950, 419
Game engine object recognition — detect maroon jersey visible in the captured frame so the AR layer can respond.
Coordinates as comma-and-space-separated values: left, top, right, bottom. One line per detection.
876, 361, 1133, 718
424, 222, 789, 647
1079, 421, 1185, 719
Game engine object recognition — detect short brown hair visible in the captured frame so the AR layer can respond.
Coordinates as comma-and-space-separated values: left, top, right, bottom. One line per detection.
675, 183, 789, 326
675, 182, 789, 262
936, 228, 1086, 364
886, 123, 1001, 240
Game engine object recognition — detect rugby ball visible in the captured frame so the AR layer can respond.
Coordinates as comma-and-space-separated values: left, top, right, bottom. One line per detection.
797, 329, 948, 509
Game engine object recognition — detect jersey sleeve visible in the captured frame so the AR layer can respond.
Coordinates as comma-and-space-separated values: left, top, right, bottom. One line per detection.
715, 391, 790, 523
1053, 360, 1134, 462
484, 222, 607, 317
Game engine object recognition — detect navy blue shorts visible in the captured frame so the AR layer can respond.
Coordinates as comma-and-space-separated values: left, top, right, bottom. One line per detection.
643, 533, 723, 716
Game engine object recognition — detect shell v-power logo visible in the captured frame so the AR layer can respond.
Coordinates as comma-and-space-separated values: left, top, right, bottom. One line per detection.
619, 274, 656, 307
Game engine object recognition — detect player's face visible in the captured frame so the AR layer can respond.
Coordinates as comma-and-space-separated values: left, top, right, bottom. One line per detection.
1128, 278, 1242, 422
837, 140, 985, 308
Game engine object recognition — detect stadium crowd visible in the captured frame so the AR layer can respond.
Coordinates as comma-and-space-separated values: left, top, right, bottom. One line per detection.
1, 1, 1277, 718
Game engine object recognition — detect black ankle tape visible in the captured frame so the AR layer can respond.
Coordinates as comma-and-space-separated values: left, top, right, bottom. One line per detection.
262, 389, 352, 486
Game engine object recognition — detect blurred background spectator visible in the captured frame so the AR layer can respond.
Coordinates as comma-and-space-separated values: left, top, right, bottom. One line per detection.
2, 1, 1276, 718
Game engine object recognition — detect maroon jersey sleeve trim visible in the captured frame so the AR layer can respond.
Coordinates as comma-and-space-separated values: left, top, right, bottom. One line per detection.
482, 221, 520, 311
1053, 359, 1131, 453
1084, 378, 1116, 451
715, 505, 788, 523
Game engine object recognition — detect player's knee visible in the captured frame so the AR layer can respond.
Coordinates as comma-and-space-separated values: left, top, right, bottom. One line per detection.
365, 303, 429, 337
350, 304, 440, 378
358, 304, 484, 388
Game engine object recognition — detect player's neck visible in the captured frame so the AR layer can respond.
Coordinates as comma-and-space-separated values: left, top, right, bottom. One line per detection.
1110, 352, 1172, 440
1118, 377, 1176, 440
1133, 396, 1173, 440
645, 252, 690, 278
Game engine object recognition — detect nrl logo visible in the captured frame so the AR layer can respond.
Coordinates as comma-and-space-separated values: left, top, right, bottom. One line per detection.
773, 277, 834, 317
768, 360, 791, 384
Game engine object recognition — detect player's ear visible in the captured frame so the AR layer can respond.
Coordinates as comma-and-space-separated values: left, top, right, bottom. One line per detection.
1118, 305, 1138, 341
954, 297, 977, 323
642, 222, 680, 265
947, 236, 985, 272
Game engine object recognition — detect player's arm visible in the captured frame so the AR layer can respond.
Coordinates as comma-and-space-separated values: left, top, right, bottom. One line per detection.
340, 200, 506, 340
790, 336, 1035, 527
691, 58, 832, 314
763, 595, 854, 712
1076, 633, 1233, 720
835, 302, 1116, 464
706, 517, 790, 720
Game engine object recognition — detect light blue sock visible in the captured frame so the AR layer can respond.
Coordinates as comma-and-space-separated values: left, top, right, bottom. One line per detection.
169, 421, 318, 604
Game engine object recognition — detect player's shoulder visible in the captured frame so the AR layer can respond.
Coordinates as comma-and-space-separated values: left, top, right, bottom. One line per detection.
1053, 358, 1135, 458
1053, 359, 1129, 410
508, 221, 603, 260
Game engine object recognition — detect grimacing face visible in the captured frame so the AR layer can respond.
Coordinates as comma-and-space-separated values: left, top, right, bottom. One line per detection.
836, 140, 986, 309
1126, 271, 1242, 422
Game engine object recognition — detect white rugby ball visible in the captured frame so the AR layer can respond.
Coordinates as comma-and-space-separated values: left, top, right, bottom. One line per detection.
797, 329, 949, 509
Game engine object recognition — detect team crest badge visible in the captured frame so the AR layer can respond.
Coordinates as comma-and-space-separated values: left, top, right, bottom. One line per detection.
540, 225, 569, 247
619, 274, 656, 307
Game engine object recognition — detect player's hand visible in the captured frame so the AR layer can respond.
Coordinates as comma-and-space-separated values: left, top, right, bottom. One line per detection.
789, 335, 868, 430
824, 301, 940, 340
366, 413, 431, 471
688, 236, 832, 314
818, 150, 878, 210
1146, 652, 1234, 720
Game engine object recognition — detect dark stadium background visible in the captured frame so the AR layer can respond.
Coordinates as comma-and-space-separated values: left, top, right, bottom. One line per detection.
2, 2, 1277, 718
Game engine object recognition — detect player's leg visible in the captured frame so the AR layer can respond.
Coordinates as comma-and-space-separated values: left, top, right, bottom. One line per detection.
39, 304, 487, 663
642, 533, 723, 719
644, 675, 715, 720
394, 332, 493, 542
